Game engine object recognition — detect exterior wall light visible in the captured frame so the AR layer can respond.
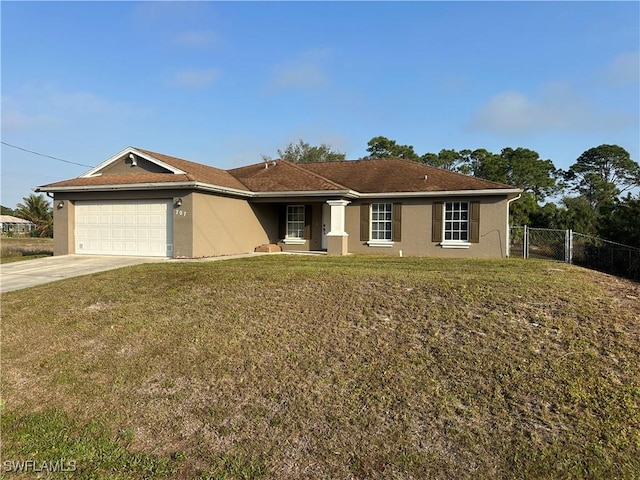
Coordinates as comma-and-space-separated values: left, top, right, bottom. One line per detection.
57, 200, 65, 209
175, 198, 183, 208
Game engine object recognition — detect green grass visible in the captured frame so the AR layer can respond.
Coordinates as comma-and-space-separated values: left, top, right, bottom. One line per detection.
0, 237, 53, 263
1, 256, 639, 479
0, 409, 179, 479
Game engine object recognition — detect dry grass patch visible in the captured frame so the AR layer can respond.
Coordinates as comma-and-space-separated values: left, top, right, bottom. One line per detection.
0, 237, 53, 263
2, 256, 639, 479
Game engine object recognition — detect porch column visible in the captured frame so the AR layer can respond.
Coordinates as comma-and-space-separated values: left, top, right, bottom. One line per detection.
326, 199, 350, 255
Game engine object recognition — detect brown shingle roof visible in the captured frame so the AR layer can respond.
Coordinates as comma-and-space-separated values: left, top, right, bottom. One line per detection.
39, 148, 250, 192
39, 147, 517, 195
302, 158, 514, 193
134, 148, 249, 190
42, 172, 192, 188
228, 160, 347, 192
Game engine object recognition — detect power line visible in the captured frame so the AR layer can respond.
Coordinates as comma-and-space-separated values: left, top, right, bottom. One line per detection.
1, 141, 93, 168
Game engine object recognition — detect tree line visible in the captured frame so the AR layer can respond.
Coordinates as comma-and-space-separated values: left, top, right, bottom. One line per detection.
267, 137, 640, 248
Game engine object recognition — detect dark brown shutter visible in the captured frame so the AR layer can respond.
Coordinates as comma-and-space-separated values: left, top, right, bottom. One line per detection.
304, 205, 312, 239
278, 205, 286, 240
360, 203, 370, 241
392, 203, 402, 242
432, 202, 443, 243
470, 201, 480, 243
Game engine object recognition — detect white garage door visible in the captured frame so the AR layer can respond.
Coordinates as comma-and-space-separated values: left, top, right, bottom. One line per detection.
75, 200, 173, 257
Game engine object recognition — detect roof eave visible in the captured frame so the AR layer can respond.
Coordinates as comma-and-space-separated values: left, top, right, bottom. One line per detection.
37, 182, 522, 199
36, 181, 254, 198
356, 188, 523, 198
252, 189, 358, 198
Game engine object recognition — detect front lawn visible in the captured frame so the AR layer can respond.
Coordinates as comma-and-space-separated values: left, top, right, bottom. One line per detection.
1, 256, 638, 479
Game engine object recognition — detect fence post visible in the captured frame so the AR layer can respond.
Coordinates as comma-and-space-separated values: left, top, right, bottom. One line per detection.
564, 229, 574, 264
524, 225, 529, 259
568, 229, 573, 264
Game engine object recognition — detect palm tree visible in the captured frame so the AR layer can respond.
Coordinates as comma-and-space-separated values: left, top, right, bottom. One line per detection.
14, 194, 53, 237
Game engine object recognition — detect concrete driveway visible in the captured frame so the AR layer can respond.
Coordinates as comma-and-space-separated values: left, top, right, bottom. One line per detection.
0, 255, 169, 293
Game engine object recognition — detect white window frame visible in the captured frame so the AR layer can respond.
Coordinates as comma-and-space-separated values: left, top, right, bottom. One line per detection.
367, 202, 394, 247
284, 204, 306, 245
441, 201, 471, 248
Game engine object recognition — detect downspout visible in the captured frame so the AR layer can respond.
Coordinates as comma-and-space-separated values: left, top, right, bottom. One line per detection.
506, 193, 522, 258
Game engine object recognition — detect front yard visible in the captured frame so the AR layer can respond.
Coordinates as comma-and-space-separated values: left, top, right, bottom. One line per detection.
1, 255, 639, 479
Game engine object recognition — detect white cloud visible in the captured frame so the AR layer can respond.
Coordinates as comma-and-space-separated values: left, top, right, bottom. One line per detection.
49, 90, 136, 117
171, 68, 220, 88
607, 51, 640, 86
1, 97, 58, 131
267, 49, 331, 92
1, 88, 137, 132
470, 82, 633, 136
174, 30, 218, 48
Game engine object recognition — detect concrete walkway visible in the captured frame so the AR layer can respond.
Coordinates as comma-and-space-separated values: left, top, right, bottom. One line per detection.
0, 253, 267, 293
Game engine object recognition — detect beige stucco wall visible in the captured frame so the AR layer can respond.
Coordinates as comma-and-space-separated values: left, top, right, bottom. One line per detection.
50, 190, 514, 259
172, 193, 193, 258
346, 196, 512, 258
191, 192, 272, 257
100, 156, 171, 174
52, 197, 75, 255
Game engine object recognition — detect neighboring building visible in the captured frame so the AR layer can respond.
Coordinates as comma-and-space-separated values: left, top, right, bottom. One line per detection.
0, 215, 35, 236
36, 146, 522, 258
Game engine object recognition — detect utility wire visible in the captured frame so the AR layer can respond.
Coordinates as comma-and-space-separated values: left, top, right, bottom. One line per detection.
1, 141, 93, 168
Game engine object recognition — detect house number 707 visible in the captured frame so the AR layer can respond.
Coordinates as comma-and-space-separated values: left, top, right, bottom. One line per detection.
175, 210, 188, 216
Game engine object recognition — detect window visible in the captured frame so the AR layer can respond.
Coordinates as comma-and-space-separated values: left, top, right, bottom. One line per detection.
444, 201, 469, 241
371, 203, 393, 241
432, 201, 480, 246
286, 205, 305, 238
360, 202, 401, 245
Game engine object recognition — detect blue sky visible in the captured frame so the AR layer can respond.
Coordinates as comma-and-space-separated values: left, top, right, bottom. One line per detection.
2, 1, 638, 209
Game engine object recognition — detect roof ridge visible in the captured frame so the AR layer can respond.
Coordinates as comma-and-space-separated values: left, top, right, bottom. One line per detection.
132, 147, 219, 171
277, 160, 350, 190
134, 147, 252, 191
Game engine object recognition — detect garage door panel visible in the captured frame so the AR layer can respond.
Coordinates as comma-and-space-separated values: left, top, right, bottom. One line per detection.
149, 228, 164, 240
149, 214, 164, 225
85, 227, 100, 239
124, 241, 138, 253
75, 200, 172, 257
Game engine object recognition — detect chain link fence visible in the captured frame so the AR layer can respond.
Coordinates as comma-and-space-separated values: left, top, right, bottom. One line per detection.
510, 226, 640, 281
572, 233, 640, 281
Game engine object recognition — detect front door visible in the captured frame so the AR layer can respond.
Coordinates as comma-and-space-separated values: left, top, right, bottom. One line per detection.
321, 202, 330, 250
